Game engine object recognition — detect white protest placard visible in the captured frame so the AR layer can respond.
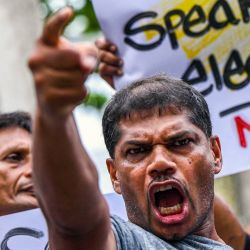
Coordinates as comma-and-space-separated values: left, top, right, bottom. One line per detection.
92, 0, 250, 177
0, 209, 48, 250
0, 194, 126, 249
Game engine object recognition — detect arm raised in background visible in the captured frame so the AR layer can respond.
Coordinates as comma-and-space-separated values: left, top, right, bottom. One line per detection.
28, 7, 115, 250
95, 38, 123, 87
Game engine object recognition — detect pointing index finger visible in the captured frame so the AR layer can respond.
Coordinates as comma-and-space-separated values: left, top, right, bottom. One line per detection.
42, 7, 73, 46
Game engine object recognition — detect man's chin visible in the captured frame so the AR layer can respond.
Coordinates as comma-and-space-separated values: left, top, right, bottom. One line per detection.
0, 204, 37, 216
162, 232, 188, 241
15, 197, 39, 211
151, 220, 193, 242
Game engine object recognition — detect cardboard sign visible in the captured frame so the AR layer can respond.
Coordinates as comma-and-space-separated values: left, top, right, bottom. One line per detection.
0, 209, 48, 250
0, 194, 126, 249
92, 0, 250, 176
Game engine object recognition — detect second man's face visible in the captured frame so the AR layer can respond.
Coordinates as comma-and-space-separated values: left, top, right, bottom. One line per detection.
0, 127, 38, 216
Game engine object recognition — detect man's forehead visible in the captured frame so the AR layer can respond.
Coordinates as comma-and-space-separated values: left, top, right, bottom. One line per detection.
118, 106, 184, 122
117, 111, 199, 140
0, 127, 30, 137
118, 108, 189, 126
0, 127, 31, 150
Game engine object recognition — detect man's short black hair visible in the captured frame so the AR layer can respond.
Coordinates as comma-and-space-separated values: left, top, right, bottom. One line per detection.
102, 74, 212, 159
0, 111, 32, 133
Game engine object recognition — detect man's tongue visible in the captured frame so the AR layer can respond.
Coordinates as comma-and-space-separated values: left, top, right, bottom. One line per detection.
157, 189, 182, 208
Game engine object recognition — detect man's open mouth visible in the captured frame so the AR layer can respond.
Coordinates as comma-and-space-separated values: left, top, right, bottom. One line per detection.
149, 180, 188, 224
18, 185, 36, 197
155, 185, 183, 215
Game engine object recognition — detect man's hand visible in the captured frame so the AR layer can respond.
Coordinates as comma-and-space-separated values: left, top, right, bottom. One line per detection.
29, 7, 97, 118
95, 38, 123, 88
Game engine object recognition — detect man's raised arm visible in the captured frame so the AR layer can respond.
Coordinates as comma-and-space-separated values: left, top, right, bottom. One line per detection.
28, 7, 115, 250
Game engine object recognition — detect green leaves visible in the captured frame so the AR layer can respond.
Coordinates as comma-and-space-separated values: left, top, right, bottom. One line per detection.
40, 0, 100, 36
83, 92, 108, 110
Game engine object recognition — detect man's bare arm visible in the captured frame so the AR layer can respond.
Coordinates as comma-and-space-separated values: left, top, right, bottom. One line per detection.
214, 195, 245, 250
29, 7, 115, 250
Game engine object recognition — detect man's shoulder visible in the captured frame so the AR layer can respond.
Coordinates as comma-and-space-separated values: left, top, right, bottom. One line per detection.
183, 235, 233, 250
111, 215, 175, 249
110, 215, 233, 250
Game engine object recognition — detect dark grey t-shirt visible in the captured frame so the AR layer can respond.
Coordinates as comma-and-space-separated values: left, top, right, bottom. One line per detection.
111, 215, 233, 250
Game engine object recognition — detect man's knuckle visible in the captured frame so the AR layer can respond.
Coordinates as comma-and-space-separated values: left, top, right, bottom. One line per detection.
34, 72, 46, 87
63, 49, 81, 65
28, 52, 41, 69
99, 51, 106, 61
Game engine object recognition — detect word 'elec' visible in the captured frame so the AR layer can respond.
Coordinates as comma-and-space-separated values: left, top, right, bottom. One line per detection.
124, 0, 250, 50
182, 50, 250, 96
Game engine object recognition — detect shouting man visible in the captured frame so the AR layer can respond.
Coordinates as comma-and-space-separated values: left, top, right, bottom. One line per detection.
29, 8, 231, 249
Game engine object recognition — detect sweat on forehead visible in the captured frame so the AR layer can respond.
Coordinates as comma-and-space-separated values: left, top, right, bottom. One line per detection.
102, 74, 212, 158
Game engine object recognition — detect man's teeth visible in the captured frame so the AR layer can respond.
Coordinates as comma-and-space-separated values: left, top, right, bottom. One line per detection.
159, 203, 182, 215
156, 185, 173, 192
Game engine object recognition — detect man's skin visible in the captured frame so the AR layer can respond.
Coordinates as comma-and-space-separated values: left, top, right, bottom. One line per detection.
29, 7, 226, 249
95, 38, 123, 87
214, 196, 246, 250
96, 37, 248, 250
0, 126, 38, 215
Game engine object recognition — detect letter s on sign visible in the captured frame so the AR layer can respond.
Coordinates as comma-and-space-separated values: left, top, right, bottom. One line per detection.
124, 11, 166, 51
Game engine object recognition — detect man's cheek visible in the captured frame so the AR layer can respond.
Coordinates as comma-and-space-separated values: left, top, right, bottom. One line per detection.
187, 158, 212, 191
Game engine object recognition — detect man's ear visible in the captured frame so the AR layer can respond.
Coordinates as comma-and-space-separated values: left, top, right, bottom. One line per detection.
106, 158, 121, 194
210, 136, 222, 175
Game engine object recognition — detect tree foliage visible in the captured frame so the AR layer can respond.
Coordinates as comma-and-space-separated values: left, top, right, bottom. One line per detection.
84, 92, 108, 110
40, 0, 100, 35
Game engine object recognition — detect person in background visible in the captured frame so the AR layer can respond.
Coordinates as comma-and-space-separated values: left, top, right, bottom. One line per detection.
96, 37, 250, 250
0, 111, 38, 216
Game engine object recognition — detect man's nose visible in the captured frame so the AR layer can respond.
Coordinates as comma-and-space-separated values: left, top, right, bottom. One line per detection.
147, 145, 176, 179
23, 159, 32, 178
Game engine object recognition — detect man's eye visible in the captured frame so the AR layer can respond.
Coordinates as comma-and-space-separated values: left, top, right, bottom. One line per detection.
5, 152, 23, 162
127, 147, 147, 155
172, 138, 192, 147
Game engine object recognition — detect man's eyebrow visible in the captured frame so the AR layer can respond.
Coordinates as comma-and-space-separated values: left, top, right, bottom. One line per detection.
164, 130, 196, 142
124, 140, 150, 145
0, 143, 30, 157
